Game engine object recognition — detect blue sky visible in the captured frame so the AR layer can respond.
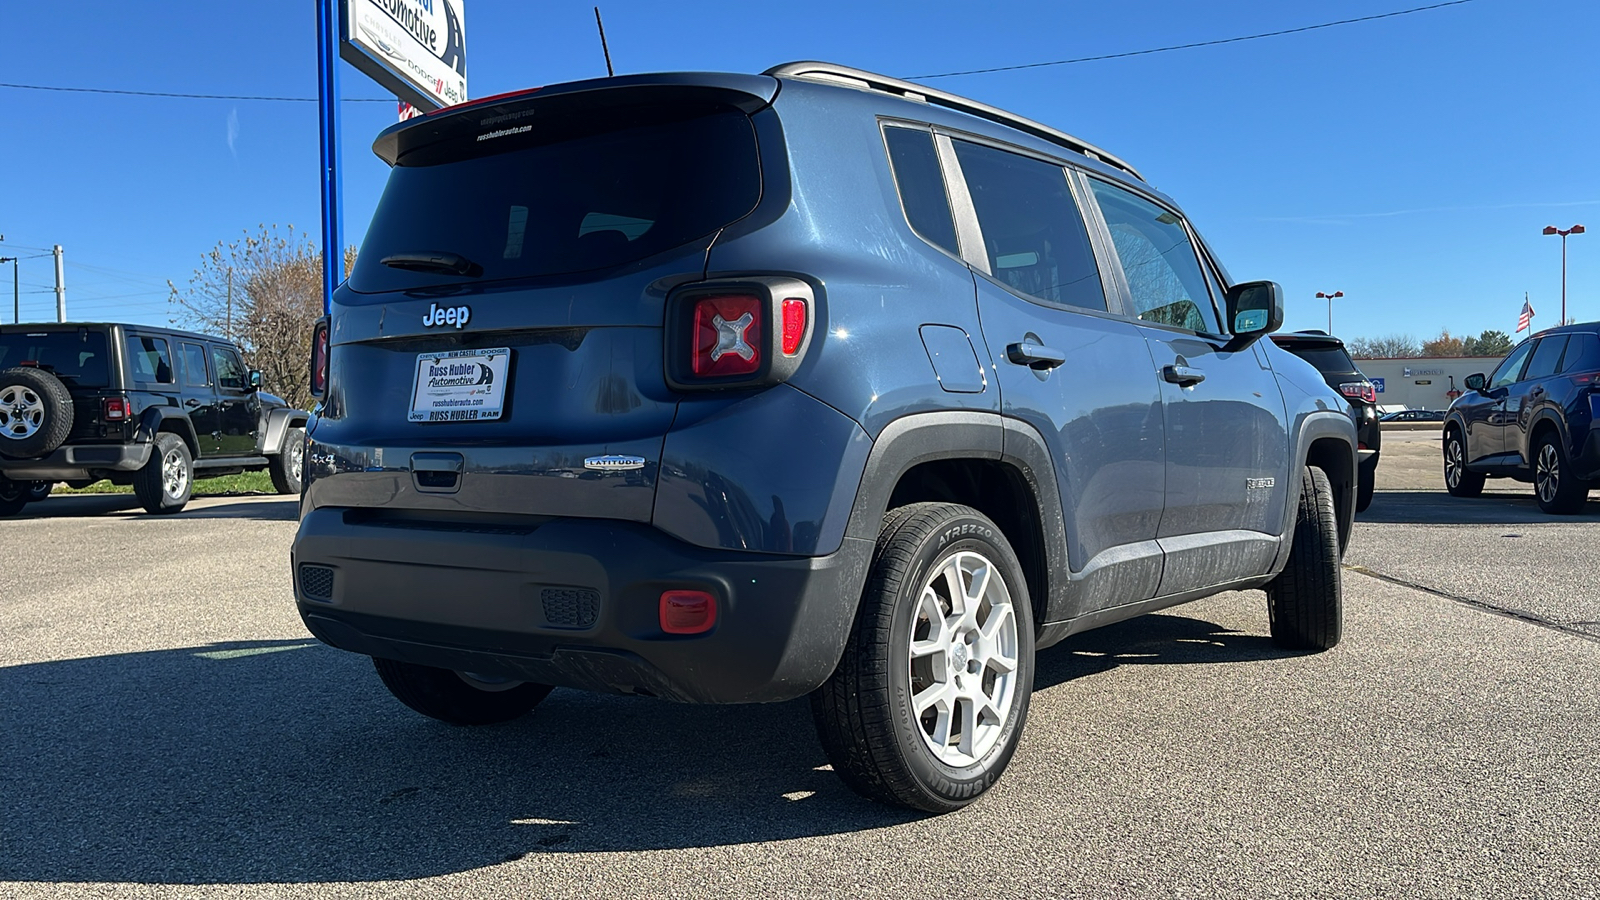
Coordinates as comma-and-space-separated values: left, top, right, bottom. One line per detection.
2, 0, 1595, 343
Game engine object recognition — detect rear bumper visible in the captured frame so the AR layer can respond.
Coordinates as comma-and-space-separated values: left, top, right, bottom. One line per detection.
292, 507, 872, 704
0, 442, 150, 480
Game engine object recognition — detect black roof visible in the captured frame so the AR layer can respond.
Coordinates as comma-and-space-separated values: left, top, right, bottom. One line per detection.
1270, 330, 1348, 348
0, 321, 232, 344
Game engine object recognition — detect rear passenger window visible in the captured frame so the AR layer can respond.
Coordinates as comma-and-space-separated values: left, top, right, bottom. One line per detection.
1088, 179, 1221, 334
1559, 333, 1600, 374
952, 140, 1105, 311
883, 126, 959, 256
124, 336, 174, 384
1524, 336, 1567, 381
181, 343, 210, 387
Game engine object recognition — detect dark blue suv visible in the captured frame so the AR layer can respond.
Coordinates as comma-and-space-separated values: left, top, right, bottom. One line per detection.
1443, 323, 1600, 513
291, 62, 1357, 811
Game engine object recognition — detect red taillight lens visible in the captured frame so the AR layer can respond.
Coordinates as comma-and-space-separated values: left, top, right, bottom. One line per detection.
660, 590, 717, 635
102, 397, 131, 421
1340, 382, 1377, 404
310, 320, 330, 398
781, 298, 807, 356
692, 295, 762, 377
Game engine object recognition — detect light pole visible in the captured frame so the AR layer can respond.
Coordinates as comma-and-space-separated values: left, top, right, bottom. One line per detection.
0, 256, 16, 324
1542, 224, 1585, 325
1316, 290, 1344, 334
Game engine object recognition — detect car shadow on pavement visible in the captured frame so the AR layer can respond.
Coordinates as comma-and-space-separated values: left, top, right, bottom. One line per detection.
13, 494, 297, 522
0, 615, 1272, 885
1358, 490, 1600, 525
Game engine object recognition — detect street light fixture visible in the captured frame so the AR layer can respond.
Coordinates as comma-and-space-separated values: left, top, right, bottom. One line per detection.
1316, 290, 1344, 334
1542, 224, 1585, 326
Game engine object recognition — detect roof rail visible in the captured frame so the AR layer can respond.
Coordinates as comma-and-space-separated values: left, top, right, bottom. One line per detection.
763, 61, 1145, 183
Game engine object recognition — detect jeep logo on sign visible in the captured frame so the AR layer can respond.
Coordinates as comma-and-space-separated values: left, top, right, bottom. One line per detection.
422, 303, 471, 329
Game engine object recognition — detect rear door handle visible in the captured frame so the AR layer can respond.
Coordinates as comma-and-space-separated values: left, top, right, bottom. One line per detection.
1006, 342, 1067, 370
1163, 364, 1206, 386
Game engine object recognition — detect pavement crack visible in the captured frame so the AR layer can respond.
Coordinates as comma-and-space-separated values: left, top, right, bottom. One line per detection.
1344, 564, 1600, 645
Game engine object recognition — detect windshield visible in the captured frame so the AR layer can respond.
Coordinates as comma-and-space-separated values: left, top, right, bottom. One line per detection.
0, 330, 111, 387
349, 105, 762, 294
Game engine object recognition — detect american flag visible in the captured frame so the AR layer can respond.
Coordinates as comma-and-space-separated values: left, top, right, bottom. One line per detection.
1517, 295, 1535, 333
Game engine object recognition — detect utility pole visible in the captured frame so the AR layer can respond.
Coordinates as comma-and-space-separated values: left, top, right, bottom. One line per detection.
53, 244, 66, 322
0, 233, 12, 324
225, 266, 233, 339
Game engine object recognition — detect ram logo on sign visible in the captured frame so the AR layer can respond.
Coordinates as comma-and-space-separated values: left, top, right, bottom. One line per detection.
341, 0, 467, 111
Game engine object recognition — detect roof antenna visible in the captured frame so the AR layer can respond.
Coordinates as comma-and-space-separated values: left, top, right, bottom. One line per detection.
594, 7, 615, 77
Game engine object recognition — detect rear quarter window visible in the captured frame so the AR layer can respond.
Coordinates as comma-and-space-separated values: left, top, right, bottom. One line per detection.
350, 105, 762, 293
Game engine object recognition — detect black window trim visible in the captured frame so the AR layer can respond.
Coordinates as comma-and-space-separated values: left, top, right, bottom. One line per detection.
932, 126, 1130, 320
210, 343, 249, 394
1078, 173, 1230, 341
877, 119, 969, 269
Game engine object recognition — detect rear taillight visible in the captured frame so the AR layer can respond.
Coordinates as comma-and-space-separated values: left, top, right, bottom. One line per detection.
309, 318, 330, 399
1340, 381, 1377, 404
1572, 370, 1599, 388
692, 294, 763, 377
102, 397, 131, 421
665, 277, 815, 391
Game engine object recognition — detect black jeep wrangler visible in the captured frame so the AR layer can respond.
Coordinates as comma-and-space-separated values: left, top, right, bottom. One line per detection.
0, 323, 310, 516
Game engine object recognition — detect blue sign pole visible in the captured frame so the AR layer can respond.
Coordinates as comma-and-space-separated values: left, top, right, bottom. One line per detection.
315, 0, 344, 316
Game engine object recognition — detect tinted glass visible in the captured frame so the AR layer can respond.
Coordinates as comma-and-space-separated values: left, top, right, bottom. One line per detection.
883, 127, 959, 256
124, 336, 174, 384
1559, 333, 1600, 373
1280, 343, 1358, 375
181, 343, 210, 387
1089, 179, 1221, 333
1524, 336, 1568, 381
953, 140, 1105, 310
0, 331, 110, 387
351, 108, 761, 293
1490, 340, 1533, 389
212, 347, 246, 392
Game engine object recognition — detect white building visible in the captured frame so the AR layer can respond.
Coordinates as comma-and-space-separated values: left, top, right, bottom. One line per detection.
1351, 356, 1506, 412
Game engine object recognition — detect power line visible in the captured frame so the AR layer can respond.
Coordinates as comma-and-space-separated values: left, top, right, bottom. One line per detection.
906, 0, 1481, 79
0, 82, 393, 102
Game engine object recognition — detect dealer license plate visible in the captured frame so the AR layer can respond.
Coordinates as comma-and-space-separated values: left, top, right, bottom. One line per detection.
408, 348, 511, 422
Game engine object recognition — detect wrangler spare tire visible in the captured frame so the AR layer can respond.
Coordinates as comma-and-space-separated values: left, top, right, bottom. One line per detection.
0, 367, 74, 459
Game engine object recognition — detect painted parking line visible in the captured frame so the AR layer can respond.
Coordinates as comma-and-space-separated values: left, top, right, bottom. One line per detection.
193, 643, 319, 660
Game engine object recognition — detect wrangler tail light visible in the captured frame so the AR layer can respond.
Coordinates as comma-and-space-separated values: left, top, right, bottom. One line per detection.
309, 318, 330, 399
1340, 381, 1377, 404
102, 397, 131, 421
666, 277, 816, 391
660, 590, 717, 635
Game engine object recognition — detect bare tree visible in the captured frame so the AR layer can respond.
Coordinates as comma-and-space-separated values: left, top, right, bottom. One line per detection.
168, 225, 348, 410
1346, 334, 1422, 359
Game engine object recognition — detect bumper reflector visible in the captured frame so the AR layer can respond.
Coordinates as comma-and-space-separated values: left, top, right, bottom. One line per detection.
660, 590, 717, 635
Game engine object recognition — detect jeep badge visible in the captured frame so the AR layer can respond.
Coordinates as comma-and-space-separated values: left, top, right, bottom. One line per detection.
422, 303, 471, 329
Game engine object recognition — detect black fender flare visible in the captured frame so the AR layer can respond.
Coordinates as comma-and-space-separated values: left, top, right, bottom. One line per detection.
1523, 408, 1570, 460
260, 407, 310, 455
134, 408, 202, 460
1271, 409, 1358, 574
838, 410, 1074, 626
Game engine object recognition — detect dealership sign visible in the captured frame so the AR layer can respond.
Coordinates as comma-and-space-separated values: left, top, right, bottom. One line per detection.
341, 0, 467, 111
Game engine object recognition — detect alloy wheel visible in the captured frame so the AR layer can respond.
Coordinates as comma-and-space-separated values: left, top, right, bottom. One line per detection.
1445, 438, 1464, 489
0, 385, 45, 440
907, 549, 1020, 768
289, 439, 304, 484
162, 448, 189, 499
1536, 443, 1560, 504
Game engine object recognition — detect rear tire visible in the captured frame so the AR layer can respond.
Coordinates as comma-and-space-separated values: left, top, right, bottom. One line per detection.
373, 657, 553, 725
811, 502, 1035, 813
133, 433, 193, 515
1532, 431, 1590, 515
268, 426, 305, 495
0, 476, 27, 517
26, 481, 53, 502
1443, 427, 1485, 497
1265, 466, 1343, 651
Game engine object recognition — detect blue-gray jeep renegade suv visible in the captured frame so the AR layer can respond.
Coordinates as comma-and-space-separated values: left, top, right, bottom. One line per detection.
292, 62, 1357, 812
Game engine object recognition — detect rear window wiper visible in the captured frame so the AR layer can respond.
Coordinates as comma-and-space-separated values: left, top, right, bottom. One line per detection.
380, 252, 483, 277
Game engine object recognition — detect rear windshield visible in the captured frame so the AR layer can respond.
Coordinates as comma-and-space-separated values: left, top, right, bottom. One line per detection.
1280, 343, 1358, 375
348, 105, 761, 294
0, 331, 111, 387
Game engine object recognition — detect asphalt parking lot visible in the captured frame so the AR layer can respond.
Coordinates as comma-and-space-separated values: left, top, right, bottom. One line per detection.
2, 441, 1597, 899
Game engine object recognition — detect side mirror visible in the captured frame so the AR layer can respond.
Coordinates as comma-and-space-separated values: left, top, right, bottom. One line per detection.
1464, 373, 1486, 392
248, 369, 262, 390
1225, 280, 1284, 344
